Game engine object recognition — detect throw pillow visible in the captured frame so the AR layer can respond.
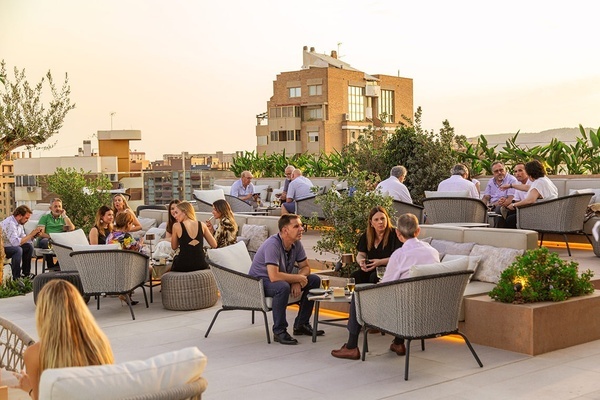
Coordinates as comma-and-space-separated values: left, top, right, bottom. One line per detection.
241, 224, 268, 252
409, 257, 469, 278
470, 244, 524, 284
442, 254, 482, 281
145, 227, 166, 245
138, 217, 157, 232
193, 189, 225, 205
424, 190, 469, 198
206, 241, 252, 274
213, 184, 232, 195
430, 239, 475, 259
24, 219, 39, 235
49, 229, 89, 247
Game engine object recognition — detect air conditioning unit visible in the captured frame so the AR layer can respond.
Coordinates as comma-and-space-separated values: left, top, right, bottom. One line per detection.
365, 85, 381, 97
27, 186, 36, 192
342, 113, 349, 121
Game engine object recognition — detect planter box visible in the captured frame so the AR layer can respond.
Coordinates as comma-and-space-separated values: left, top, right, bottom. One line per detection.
462, 291, 600, 355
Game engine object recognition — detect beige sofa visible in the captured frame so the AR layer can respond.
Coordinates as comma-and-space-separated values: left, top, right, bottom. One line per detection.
418, 225, 538, 320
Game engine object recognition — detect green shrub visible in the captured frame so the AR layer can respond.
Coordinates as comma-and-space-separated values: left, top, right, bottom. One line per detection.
0, 277, 33, 298
489, 247, 594, 303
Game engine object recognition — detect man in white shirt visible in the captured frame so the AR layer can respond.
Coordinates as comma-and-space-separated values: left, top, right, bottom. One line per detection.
281, 169, 314, 215
437, 164, 480, 199
376, 166, 412, 203
1, 205, 43, 279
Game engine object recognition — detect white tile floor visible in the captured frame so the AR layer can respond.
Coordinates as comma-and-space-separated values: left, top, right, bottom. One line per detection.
2, 232, 600, 400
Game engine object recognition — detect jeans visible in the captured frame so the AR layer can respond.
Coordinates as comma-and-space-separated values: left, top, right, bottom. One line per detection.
263, 274, 321, 334
38, 238, 57, 268
4, 243, 34, 278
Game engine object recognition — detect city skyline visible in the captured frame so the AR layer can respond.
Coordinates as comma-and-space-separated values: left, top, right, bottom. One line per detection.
2, 0, 600, 162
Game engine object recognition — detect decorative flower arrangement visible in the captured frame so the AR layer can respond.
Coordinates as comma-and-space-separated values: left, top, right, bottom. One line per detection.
489, 247, 595, 303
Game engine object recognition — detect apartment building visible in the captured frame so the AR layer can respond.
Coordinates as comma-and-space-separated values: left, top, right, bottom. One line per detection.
256, 46, 413, 155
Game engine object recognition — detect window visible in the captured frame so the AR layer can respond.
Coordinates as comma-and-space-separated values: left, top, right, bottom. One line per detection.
308, 131, 319, 143
309, 84, 322, 96
348, 86, 365, 121
270, 131, 278, 142
257, 136, 268, 146
286, 130, 295, 141
289, 87, 301, 98
380, 89, 394, 123
269, 107, 281, 118
295, 130, 301, 141
307, 107, 322, 120
270, 106, 300, 118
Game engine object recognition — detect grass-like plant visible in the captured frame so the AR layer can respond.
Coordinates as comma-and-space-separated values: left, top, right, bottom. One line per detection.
489, 247, 594, 303
0, 277, 33, 299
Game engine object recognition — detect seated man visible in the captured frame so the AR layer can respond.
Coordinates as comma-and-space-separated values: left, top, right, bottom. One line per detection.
437, 164, 480, 199
37, 197, 75, 269
331, 213, 440, 360
279, 165, 295, 201
481, 161, 518, 212
248, 214, 323, 345
1, 205, 42, 279
230, 171, 255, 205
376, 165, 412, 203
281, 169, 314, 215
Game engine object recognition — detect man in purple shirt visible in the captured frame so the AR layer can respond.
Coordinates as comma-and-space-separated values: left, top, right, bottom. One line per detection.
248, 214, 322, 345
331, 213, 440, 360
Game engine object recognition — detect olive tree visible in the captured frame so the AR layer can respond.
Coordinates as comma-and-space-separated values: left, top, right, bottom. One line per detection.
0, 60, 75, 163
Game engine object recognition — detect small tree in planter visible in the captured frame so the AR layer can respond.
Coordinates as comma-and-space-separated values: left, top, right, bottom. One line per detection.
489, 247, 594, 303
309, 170, 393, 277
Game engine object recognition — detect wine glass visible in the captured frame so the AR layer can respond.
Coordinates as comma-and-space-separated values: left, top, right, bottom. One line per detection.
347, 278, 355, 295
376, 266, 386, 280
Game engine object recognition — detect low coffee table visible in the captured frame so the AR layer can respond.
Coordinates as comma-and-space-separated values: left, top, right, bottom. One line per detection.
308, 292, 353, 343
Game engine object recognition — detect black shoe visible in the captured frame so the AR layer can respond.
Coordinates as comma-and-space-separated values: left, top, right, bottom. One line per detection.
273, 331, 298, 345
293, 323, 324, 336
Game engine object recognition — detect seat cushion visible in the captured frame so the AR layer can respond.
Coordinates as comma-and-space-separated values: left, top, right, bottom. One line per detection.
39, 347, 206, 400
194, 189, 225, 204
206, 241, 252, 274
470, 244, 524, 284
241, 224, 268, 252
408, 257, 469, 278
49, 229, 89, 247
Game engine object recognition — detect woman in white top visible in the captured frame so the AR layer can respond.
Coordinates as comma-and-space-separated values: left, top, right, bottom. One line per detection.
112, 194, 142, 232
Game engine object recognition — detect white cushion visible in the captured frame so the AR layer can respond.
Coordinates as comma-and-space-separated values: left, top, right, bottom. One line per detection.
430, 239, 475, 259
138, 217, 157, 232
213, 184, 232, 195
49, 229, 89, 247
71, 244, 120, 252
24, 219, 39, 235
241, 224, 268, 252
470, 244, 524, 284
206, 241, 252, 274
158, 222, 167, 229
31, 209, 48, 220
252, 184, 269, 200
193, 189, 225, 204
442, 254, 482, 280
425, 190, 469, 198
569, 188, 600, 204
39, 347, 206, 400
145, 227, 166, 244
409, 257, 469, 278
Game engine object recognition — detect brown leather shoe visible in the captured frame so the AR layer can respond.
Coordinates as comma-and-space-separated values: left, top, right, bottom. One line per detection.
331, 344, 360, 360
390, 342, 406, 356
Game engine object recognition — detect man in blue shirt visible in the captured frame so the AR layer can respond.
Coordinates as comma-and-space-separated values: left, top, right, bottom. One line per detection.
1, 205, 42, 279
248, 214, 323, 344
230, 171, 255, 205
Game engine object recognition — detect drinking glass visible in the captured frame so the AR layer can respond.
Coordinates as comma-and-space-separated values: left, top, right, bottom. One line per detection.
347, 278, 355, 294
376, 266, 386, 280
321, 277, 330, 291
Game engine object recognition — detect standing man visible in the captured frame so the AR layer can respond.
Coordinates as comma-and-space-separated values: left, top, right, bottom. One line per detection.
248, 214, 323, 344
230, 171, 255, 205
481, 161, 518, 211
437, 164, 480, 199
37, 198, 75, 269
1, 205, 42, 279
281, 169, 314, 215
376, 166, 412, 203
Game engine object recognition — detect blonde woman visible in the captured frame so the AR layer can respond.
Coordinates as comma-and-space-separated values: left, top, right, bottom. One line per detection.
171, 201, 216, 272
206, 199, 238, 248
88, 206, 114, 245
16, 280, 114, 399
112, 194, 142, 232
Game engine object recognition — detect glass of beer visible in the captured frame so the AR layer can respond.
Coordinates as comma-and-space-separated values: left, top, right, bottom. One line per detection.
321, 277, 330, 291
347, 278, 355, 294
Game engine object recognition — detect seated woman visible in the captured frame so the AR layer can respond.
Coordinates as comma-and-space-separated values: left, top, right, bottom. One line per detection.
352, 206, 403, 284
170, 201, 216, 272
504, 160, 559, 228
105, 212, 142, 252
16, 280, 114, 399
206, 199, 238, 248
154, 199, 180, 257
88, 206, 114, 245
112, 193, 142, 232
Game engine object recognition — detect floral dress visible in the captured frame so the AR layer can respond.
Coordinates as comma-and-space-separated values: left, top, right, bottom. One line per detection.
105, 231, 142, 252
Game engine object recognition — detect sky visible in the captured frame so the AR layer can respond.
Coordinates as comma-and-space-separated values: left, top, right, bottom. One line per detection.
2, 0, 600, 161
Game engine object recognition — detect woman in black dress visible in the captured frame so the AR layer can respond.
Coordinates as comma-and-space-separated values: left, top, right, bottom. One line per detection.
352, 206, 403, 283
170, 201, 217, 272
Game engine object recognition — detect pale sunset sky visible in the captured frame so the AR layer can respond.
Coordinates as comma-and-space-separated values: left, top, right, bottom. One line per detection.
2, 0, 600, 161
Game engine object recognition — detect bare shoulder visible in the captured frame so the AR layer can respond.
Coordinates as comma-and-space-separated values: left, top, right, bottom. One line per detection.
24, 342, 40, 361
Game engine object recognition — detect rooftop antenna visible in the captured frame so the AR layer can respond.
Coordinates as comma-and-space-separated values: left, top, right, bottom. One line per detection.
110, 112, 116, 130
337, 42, 345, 59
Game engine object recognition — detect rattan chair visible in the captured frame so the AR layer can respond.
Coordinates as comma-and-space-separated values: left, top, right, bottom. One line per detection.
516, 193, 594, 256
422, 197, 487, 224
295, 195, 325, 220
224, 194, 255, 213
390, 199, 425, 223
50, 242, 78, 272
355, 270, 483, 380
0, 316, 35, 373
191, 196, 215, 212
69, 250, 150, 320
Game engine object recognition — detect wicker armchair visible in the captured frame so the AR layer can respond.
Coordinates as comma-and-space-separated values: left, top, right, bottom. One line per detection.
0, 316, 35, 373
516, 193, 594, 256
355, 270, 483, 380
295, 195, 325, 220
191, 196, 214, 212
69, 250, 150, 320
422, 197, 487, 224
390, 199, 425, 223
224, 194, 255, 213
50, 242, 78, 272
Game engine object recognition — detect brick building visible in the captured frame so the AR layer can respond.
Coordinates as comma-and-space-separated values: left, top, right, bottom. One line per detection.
256, 46, 413, 155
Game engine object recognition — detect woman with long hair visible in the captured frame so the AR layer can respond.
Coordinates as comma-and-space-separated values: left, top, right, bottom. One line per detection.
88, 206, 114, 245
170, 201, 216, 272
112, 194, 142, 232
206, 199, 238, 248
17, 280, 114, 399
352, 206, 403, 284
165, 199, 181, 239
